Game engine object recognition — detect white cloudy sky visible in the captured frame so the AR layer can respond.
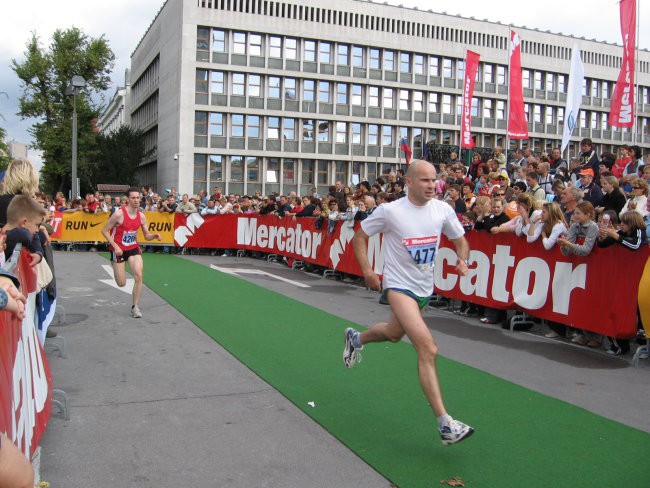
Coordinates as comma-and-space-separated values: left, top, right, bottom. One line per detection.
0, 0, 647, 170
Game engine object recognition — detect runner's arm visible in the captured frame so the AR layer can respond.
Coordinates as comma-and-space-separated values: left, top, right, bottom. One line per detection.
140, 213, 161, 241
449, 236, 470, 277
353, 228, 381, 290
101, 209, 123, 252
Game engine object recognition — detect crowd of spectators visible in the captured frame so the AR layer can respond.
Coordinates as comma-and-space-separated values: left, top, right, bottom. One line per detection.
38, 138, 650, 355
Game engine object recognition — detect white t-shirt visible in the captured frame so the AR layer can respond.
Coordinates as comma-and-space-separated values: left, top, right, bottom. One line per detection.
361, 197, 465, 297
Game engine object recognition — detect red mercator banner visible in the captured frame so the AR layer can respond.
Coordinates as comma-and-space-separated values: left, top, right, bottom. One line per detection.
609, 0, 636, 128
175, 214, 647, 337
460, 50, 480, 149
507, 30, 529, 139
0, 251, 52, 459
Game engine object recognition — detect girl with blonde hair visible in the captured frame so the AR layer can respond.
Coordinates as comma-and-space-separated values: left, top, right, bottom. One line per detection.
526, 201, 568, 249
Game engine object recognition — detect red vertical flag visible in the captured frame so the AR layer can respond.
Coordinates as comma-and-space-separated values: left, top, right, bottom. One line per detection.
609, 0, 636, 128
508, 30, 528, 139
460, 50, 480, 149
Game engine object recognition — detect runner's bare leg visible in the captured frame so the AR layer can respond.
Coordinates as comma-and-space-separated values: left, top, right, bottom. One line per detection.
127, 254, 144, 307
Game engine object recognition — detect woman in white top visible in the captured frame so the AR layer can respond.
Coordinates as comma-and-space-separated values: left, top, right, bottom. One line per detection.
526, 201, 568, 249
491, 193, 541, 237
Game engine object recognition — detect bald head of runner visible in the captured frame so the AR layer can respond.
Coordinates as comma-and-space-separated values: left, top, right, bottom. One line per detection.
405, 160, 437, 205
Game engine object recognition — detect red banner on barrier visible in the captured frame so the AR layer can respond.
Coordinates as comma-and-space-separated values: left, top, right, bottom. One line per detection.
176, 214, 646, 337
0, 251, 52, 458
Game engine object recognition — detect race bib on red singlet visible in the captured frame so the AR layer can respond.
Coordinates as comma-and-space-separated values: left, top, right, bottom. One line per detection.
402, 236, 438, 271
122, 230, 138, 247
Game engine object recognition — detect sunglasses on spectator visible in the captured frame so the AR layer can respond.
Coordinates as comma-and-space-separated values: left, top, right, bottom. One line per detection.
496, 193, 505, 196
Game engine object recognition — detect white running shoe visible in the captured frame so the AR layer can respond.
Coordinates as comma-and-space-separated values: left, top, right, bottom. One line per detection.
439, 419, 474, 445
343, 327, 362, 368
131, 305, 143, 318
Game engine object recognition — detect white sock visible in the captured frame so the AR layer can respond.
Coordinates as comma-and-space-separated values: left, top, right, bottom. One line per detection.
437, 414, 452, 428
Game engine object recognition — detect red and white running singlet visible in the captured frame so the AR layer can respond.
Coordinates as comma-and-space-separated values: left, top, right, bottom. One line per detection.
111, 206, 141, 251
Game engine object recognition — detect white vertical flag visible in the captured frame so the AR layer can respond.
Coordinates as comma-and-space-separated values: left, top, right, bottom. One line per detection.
561, 45, 585, 153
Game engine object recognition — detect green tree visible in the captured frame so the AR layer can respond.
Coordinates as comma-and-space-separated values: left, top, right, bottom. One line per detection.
12, 28, 115, 196
92, 126, 152, 187
0, 126, 11, 171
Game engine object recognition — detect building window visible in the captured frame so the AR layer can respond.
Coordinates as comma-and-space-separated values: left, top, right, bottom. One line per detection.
283, 159, 295, 184
497, 65, 506, 85
471, 98, 479, 117
400, 52, 411, 73
442, 94, 453, 114
337, 44, 349, 65
484, 64, 494, 83
270, 36, 282, 57
413, 91, 423, 112
196, 69, 208, 94
317, 161, 328, 184
211, 71, 224, 94
383, 88, 394, 109
522, 69, 531, 88
369, 86, 379, 107
285, 78, 297, 99
212, 29, 225, 52
368, 124, 379, 145
546, 73, 556, 92
317, 120, 330, 142
233, 32, 247, 54
351, 84, 362, 105
534, 71, 543, 90
558, 74, 567, 93
414, 54, 425, 75
195, 111, 208, 136
246, 156, 259, 182
443, 58, 453, 78
248, 75, 261, 97
267, 158, 280, 183
351, 123, 361, 144
337, 83, 348, 104
209, 113, 223, 136
352, 46, 364, 67
210, 155, 223, 182
284, 118, 296, 139
496, 100, 505, 119
370, 48, 381, 69
231, 156, 244, 182
336, 122, 347, 143
319, 42, 331, 63
546, 106, 554, 125
194, 154, 207, 194
197, 27, 210, 52
247, 115, 260, 137
304, 80, 315, 101
304, 40, 316, 61
382, 125, 393, 146
384, 50, 395, 71
483, 99, 494, 118
231, 114, 244, 137
335, 161, 347, 183
303, 120, 314, 140
232, 73, 246, 95
399, 89, 410, 110
456, 60, 465, 81
318, 81, 331, 103
249, 34, 262, 56
429, 93, 439, 113
269, 76, 281, 98
268, 117, 280, 139
302, 160, 315, 184
285, 38, 298, 59
429, 56, 440, 76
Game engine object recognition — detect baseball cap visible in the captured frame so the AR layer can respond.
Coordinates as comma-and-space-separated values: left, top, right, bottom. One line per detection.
578, 168, 594, 177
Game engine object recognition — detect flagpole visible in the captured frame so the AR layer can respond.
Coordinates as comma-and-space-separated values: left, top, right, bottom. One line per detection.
632, 0, 639, 145
505, 26, 511, 157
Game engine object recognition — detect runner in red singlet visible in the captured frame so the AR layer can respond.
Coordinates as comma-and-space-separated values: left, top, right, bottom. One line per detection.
101, 187, 161, 318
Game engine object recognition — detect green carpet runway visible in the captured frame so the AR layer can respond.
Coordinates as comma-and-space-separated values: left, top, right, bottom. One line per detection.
137, 254, 649, 488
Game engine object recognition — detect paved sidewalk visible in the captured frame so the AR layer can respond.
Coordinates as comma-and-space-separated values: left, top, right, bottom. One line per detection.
39, 251, 389, 488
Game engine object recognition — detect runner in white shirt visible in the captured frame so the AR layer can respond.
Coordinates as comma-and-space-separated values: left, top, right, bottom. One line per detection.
343, 160, 474, 446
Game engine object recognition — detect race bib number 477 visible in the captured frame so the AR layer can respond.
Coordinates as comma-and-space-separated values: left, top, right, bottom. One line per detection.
402, 236, 438, 270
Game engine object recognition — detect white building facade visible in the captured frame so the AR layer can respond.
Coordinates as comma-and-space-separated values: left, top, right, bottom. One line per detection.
129, 0, 650, 195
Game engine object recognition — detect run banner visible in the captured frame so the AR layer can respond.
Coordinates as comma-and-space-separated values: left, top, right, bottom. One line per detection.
0, 251, 52, 459
175, 214, 647, 338
609, 0, 636, 128
507, 30, 529, 139
460, 50, 480, 149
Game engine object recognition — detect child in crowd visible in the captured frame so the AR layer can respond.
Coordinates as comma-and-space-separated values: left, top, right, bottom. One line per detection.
461, 211, 477, 232
526, 201, 568, 250
597, 211, 648, 355
3, 195, 47, 265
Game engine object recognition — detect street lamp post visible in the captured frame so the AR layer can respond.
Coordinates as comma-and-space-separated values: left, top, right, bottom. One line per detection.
65, 75, 86, 199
